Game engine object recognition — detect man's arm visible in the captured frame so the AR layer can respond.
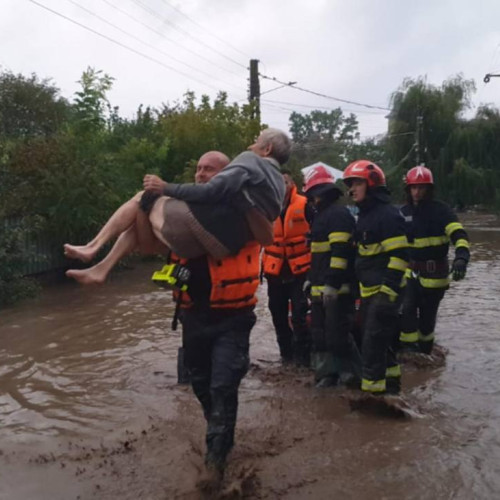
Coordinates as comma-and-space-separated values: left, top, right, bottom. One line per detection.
144, 166, 250, 204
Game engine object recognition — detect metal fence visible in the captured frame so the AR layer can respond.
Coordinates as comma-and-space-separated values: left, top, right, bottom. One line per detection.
2, 217, 66, 276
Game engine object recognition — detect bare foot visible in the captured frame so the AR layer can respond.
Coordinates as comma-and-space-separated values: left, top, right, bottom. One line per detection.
63, 244, 97, 263
65, 268, 105, 285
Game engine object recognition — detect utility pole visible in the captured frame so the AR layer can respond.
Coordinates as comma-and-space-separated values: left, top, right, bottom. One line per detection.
249, 59, 260, 122
415, 113, 424, 165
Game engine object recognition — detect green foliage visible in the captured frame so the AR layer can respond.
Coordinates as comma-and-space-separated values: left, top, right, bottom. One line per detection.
0, 70, 70, 138
157, 91, 260, 181
285, 108, 385, 187
0, 67, 265, 306
386, 75, 500, 207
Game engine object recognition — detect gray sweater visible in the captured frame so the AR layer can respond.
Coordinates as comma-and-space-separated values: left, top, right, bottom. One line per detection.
162, 151, 285, 221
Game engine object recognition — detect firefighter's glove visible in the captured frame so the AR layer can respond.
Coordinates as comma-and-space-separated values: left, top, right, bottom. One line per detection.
302, 280, 312, 295
375, 291, 399, 320
322, 285, 338, 307
452, 258, 467, 281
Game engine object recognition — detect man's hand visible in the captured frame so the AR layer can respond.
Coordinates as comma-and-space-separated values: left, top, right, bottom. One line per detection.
322, 285, 338, 307
143, 174, 167, 194
302, 279, 312, 295
452, 258, 467, 281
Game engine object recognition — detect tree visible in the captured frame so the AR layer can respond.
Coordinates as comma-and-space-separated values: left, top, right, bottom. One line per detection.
0, 70, 70, 138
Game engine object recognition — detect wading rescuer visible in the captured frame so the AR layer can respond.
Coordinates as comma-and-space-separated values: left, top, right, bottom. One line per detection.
262, 170, 312, 366
164, 135, 292, 491
399, 166, 470, 354
343, 160, 409, 395
303, 165, 359, 387
63, 128, 291, 284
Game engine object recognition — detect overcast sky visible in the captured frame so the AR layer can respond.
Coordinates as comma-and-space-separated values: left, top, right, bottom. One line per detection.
2, 0, 500, 139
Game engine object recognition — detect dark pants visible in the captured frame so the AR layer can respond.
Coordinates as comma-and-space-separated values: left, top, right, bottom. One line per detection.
310, 294, 359, 382
267, 275, 310, 364
182, 309, 256, 469
400, 277, 446, 353
360, 295, 400, 393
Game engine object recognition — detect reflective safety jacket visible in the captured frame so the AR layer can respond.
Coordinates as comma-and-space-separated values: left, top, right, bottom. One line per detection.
308, 203, 356, 298
401, 200, 470, 289
171, 241, 261, 310
263, 186, 311, 277
355, 194, 409, 300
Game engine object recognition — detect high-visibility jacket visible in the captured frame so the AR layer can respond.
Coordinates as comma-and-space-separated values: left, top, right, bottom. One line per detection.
262, 186, 311, 276
355, 193, 409, 300
308, 202, 356, 298
172, 241, 261, 309
401, 200, 470, 289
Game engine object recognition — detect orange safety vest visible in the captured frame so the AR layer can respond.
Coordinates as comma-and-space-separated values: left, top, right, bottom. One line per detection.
172, 241, 261, 309
262, 186, 311, 276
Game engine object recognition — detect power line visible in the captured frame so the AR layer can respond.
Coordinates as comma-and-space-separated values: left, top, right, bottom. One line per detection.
64, 0, 241, 92
259, 73, 390, 111
158, 0, 251, 59
262, 98, 388, 115
131, 0, 247, 71
27, 0, 235, 95
100, 0, 242, 79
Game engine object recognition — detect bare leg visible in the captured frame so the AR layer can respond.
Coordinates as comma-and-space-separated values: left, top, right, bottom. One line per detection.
66, 198, 169, 285
63, 192, 143, 262
137, 200, 168, 254
66, 226, 138, 284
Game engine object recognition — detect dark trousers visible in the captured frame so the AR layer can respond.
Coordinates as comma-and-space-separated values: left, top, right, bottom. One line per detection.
360, 295, 400, 392
182, 309, 256, 468
267, 275, 310, 363
310, 294, 359, 381
400, 277, 446, 353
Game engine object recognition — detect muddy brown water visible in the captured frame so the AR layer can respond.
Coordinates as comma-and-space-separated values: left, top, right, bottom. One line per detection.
0, 212, 499, 499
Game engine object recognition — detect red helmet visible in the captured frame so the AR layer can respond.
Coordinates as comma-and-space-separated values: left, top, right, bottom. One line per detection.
405, 166, 434, 185
343, 160, 386, 188
303, 165, 337, 193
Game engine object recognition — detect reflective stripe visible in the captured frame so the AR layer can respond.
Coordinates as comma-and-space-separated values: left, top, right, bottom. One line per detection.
360, 283, 381, 298
382, 235, 408, 252
405, 268, 413, 278
419, 276, 450, 288
358, 242, 383, 256
358, 235, 408, 256
328, 231, 351, 244
400, 331, 419, 343
455, 238, 470, 250
445, 222, 464, 238
413, 235, 448, 248
311, 241, 330, 253
419, 331, 435, 342
330, 257, 347, 270
361, 378, 386, 392
311, 283, 351, 296
388, 256, 408, 272
380, 285, 398, 299
386, 364, 401, 378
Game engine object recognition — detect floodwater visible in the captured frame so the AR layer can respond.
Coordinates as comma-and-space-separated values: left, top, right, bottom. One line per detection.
0, 212, 499, 499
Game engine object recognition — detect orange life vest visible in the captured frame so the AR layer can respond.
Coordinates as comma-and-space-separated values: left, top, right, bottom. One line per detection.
172, 241, 261, 309
262, 187, 311, 276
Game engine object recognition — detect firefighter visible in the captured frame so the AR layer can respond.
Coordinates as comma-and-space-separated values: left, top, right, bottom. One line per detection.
302, 165, 359, 387
343, 160, 409, 395
262, 170, 311, 365
399, 165, 470, 354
